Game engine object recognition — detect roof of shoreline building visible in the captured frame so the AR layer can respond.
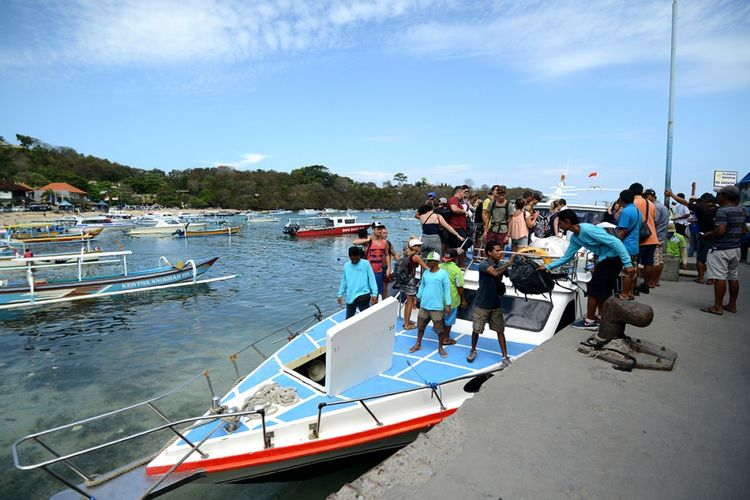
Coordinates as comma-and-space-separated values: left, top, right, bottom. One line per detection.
37, 182, 87, 194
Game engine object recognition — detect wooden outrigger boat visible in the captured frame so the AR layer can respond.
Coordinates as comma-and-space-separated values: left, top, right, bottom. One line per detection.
174, 225, 242, 238
13, 253, 586, 497
0, 251, 235, 310
8, 227, 103, 244
0, 245, 105, 269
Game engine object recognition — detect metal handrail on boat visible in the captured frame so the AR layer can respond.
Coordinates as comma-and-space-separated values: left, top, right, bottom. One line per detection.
12, 371, 274, 498
309, 367, 505, 439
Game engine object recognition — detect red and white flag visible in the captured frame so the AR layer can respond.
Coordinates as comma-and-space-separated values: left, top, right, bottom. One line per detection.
588, 171, 598, 178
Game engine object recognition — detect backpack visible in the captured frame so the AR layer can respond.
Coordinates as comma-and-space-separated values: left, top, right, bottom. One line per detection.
487, 199, 511, 232
393, 253, 413, 288
507, 258, 555, 297
533, 213, 551, 239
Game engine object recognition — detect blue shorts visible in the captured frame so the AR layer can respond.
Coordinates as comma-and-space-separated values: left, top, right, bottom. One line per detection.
373, 271, 384, 295
444, 307, 458, 326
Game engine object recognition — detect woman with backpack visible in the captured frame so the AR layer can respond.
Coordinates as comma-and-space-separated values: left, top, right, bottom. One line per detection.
399, 238, 428, 330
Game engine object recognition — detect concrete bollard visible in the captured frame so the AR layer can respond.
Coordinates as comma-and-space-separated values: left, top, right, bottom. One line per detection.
662, 255, 680, 281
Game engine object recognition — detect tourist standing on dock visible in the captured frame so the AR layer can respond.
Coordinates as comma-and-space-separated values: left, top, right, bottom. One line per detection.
466, 241, 511, 366
338, 246, 379, 319
631, 183, 659, 294
541, 209, 636, 331
615, 189, 641, 301
439, 248, 467, 345
409, 251, 452, 358
646, 188, 671, 287
700, 185, 746, 315
665, 190, 717, 284
673, 192, 690, 236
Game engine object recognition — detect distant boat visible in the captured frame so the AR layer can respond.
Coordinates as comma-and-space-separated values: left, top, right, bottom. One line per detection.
128, 217, 205, 237
9, 227, 103, 244
245, 215, 280, 223
174, 226, 242, 238
68, 215, 136, 230
282, 215, 370, 237
298, 208, 319, 215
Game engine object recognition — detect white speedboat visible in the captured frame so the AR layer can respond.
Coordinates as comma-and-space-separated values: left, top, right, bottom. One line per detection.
13, 259, 584, 496
69, 215, 136, 230
128, 217, 206, 236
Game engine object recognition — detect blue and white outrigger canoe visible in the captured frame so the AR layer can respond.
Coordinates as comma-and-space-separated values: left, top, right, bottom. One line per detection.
13, 258, 585, 497
0, 250, 235, 310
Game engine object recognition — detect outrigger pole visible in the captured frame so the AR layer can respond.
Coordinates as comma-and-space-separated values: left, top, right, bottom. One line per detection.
663, 0, 678, 203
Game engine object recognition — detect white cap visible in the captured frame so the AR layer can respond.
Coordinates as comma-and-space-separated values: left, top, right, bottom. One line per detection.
408, 238, 423, 248
425, 251, 441, 261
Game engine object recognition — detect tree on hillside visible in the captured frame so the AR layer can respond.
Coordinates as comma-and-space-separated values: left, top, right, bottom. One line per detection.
393, 172, 408, 186
16, 134, 39, 149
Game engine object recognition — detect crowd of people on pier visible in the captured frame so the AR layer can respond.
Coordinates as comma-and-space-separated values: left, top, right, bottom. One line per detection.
337, 181, 748, 362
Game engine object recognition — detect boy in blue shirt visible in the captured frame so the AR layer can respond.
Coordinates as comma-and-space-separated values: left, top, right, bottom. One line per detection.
541, 210, 636, 331
409, 251, 451, 358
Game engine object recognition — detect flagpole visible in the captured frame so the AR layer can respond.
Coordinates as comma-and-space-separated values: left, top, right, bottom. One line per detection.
664, 0, 678, 203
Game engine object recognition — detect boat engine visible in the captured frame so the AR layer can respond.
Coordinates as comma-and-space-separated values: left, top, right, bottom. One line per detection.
283, 223, 300, 235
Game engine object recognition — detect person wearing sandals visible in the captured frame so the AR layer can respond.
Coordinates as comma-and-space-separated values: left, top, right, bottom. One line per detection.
417, 203, 465, 259
402, 238, 428, 330
439, 248, 468, 344
409, 251, 452, 358
615, 189, 640, 300
466, 241, 512, 367
700, 185, 746, 315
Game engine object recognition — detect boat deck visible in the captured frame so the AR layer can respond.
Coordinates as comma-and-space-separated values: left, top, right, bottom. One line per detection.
179, 309, 535, 445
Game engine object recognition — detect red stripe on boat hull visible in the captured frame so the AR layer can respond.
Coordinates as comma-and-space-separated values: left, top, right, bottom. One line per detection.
146, 408, 457, 477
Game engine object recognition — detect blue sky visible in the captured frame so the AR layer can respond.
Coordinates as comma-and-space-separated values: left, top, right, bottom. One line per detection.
1, 0, 748, 201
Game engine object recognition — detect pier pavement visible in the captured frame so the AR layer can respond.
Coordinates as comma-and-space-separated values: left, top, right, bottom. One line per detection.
332, 262, 750, 499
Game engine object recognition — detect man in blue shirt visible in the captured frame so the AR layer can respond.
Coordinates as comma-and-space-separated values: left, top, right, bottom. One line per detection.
409, 251, 452, 358
338, 246, 379, 319
541, 210, 636, 331
615, 189, 640, 300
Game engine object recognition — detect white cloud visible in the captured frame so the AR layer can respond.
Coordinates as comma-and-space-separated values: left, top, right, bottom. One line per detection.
2, 0, 747, 93
213, 152, 268, 168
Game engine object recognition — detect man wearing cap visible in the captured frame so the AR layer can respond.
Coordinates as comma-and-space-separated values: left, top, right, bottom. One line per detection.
439, 248, 468, 343
409, 251, 452, 358
338, 246, 379, 319
665, 189, 717, 283
700, 185, 746, 315
467, 241, 512, 366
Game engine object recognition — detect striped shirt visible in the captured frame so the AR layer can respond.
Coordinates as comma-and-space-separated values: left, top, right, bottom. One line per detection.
712, 205, 746, 250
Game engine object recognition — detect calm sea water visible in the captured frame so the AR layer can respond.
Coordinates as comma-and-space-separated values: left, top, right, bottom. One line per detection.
0, 212, 421, 499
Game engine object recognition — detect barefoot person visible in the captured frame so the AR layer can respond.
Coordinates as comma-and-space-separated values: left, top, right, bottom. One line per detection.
700, 185, 746, 315
466, 241, 512, 366
409, 251, 451, 358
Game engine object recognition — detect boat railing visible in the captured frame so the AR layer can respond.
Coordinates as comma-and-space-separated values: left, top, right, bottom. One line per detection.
309, 367, 506, 440
227, 304, 332, 379
12, 371, 273, 498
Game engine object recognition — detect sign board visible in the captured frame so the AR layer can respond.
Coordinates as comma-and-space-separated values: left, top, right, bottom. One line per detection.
714, 170, 738, 187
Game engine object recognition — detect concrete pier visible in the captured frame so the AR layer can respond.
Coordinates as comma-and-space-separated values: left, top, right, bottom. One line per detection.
332, 263, 750, 499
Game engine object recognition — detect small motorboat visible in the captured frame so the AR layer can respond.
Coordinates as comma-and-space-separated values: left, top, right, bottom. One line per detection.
173, 225, 242, 238
282, 215, 370, 237
128, 216, 206, 237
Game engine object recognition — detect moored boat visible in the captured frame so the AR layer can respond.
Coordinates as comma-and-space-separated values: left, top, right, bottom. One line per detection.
9, 227, 103, 244
128, 216, 206, 236
174, 225, 242, 238
0, 251, 234, 310
282, 215, 370, 237
13, 257, 584, 496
